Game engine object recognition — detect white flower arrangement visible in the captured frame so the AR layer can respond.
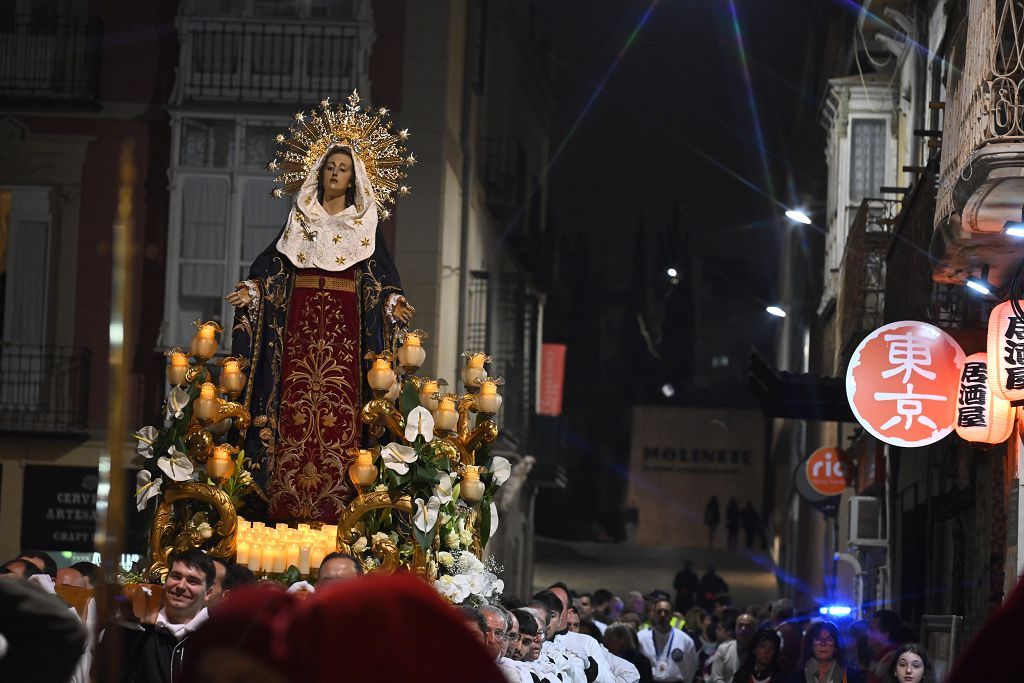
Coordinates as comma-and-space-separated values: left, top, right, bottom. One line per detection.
432, 550, 504, 606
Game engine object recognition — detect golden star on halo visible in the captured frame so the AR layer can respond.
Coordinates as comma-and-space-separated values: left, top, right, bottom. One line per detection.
361, 238, 370, 247
354, 218, 363, 226
336, 256, 347, 265
333, 235, 343, 244
297, 252, 307, 264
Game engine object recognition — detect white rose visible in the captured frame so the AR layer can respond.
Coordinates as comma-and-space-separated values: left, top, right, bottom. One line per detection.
196, 522, 213, 539
460, 529, 474, 547
371, 531, 390, 546
352, 536, 368, 554
445, 531, 461, 549
437, 551, 455, 568
374, 484, 389, 492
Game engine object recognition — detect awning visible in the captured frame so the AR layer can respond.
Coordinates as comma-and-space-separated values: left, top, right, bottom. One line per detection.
747, 348, 854, 422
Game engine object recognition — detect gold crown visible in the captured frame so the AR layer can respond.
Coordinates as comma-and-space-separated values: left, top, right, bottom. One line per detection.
267, 90, 416, 219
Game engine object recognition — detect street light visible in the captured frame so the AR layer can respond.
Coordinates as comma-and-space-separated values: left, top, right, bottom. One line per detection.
666, 267, 678, 278
661, 383, 676, 398
785, 209, 812, 225
1003, 221, 1024, 238
965, 277, 992, 296
766, 305, 787, 318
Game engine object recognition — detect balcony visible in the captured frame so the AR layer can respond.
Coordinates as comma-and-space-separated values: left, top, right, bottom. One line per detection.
932, 1, 1024, 288
173, 16, 370, 107
836, 198, 900, 372
0, 345, 91, 436
0, 15, 101, 103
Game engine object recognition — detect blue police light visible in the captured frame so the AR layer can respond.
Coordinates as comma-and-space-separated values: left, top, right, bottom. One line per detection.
818, 605, 853, 617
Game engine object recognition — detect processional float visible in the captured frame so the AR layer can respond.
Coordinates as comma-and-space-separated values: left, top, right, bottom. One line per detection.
133, 94, 509, 603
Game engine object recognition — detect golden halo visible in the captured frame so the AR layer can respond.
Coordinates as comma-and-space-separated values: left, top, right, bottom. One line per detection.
267, 90, 416, 219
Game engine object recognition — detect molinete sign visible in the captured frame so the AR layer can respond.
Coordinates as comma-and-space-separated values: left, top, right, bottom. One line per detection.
628, 407, 764, 547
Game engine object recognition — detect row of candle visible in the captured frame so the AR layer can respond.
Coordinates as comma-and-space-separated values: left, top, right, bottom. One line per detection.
234, 518, 338, 576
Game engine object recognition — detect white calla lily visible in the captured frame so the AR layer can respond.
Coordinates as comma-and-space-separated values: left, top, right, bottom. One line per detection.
435, 472, 454, 504
157, 446, 195, 482
404, 406, 435, 443
489, 500, 500, 537
490, 456, 511, 486
381, 442, 418, 475
413, 495, 441, 533
135, 470, 162, 511
165, 386, 191, 422
133, 426, 159, 458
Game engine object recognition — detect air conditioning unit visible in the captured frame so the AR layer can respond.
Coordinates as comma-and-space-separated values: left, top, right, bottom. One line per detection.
849, 496, 887, 547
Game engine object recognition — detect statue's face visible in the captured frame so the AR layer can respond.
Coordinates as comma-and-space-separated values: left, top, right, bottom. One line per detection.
321, 150, 354, 201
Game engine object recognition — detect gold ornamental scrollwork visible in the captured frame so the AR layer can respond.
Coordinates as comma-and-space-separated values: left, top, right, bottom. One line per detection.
337, 491, 416, 575
147, 481, 238, 581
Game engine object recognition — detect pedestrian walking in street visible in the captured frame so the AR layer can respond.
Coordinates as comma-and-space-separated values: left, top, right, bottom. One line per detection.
726, 499, 740, 550
705, 497, 721, 548
740, 502, 760, 550
673, 560, 699, 612
698, 566, 730, 612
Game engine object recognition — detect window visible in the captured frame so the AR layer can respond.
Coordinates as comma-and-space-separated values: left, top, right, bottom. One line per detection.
165, 117, 291, 347
849, 119, 886, 203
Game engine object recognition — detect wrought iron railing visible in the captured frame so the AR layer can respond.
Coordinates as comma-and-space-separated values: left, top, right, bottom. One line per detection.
936, 0, 1024, 224
0, 345, 91, 434
836, 198, 901, 372
175, 16, 368, 104
0, 15, 101, 101
481, 138, 526, 219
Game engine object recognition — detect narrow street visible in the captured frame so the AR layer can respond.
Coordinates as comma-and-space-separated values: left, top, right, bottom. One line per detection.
533, 537, 778, 609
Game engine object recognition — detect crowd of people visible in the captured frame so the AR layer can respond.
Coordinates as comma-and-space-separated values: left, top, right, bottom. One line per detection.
0, 547, 1004, 683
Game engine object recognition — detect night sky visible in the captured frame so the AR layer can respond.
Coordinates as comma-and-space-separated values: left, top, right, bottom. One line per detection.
542, 0, 836, 323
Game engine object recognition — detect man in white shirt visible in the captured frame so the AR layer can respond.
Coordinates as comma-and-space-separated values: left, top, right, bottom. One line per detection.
638, 597, 697, 683
546, 582, 641, 683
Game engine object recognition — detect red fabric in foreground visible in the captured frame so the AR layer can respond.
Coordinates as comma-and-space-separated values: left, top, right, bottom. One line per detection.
946, 574, 1024, 682
179, 584, 297, 681
286, 574, 505, 682
270, 267, 360, 522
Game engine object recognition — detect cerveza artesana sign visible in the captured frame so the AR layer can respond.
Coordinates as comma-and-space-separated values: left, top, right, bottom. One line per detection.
641, 446, 754, 474
21, 465, 144, 552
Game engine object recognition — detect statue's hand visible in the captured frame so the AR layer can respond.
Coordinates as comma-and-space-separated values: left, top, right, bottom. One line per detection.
225, 282, 252, 308
394, 296, 415, 325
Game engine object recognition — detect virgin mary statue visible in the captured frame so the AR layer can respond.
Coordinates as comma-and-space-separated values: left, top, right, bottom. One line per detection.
226, 92, 416, 523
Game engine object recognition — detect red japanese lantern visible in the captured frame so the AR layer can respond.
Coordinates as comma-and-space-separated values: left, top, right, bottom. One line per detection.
987, 300, 1024, 402
954, 352, 1014, 446
846, 320, 964, 447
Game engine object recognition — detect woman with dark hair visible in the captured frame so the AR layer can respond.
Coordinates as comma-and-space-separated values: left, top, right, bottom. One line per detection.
797, 621, 858, 683
887, 644, 930, 683
732, 628, 781, 682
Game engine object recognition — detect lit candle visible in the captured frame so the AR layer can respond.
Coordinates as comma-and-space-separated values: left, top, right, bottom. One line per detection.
419, 379, 440, 411
190, 322, 219, 359
461, 352, 488, 388
194, 382, 219, 421
253, 522, 265, 531
397, 331, 427, 370
433, 396, 458, 432
311, 544, 327, 571
247, 543, 262, 571
221, 358, 245, 395
475, 380, 502, 414
271, 545, 286, 573
297, 523, 310, 532
349, 449, 379, 488
276, 523, 288, 531
460, 466, 485, 502
167, 351, 188, 386
286, 544, 300, 570
298, 545, 311, 575
207, 445, 234, 479
367, 357, 396, 392
236, 540, 250, 566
